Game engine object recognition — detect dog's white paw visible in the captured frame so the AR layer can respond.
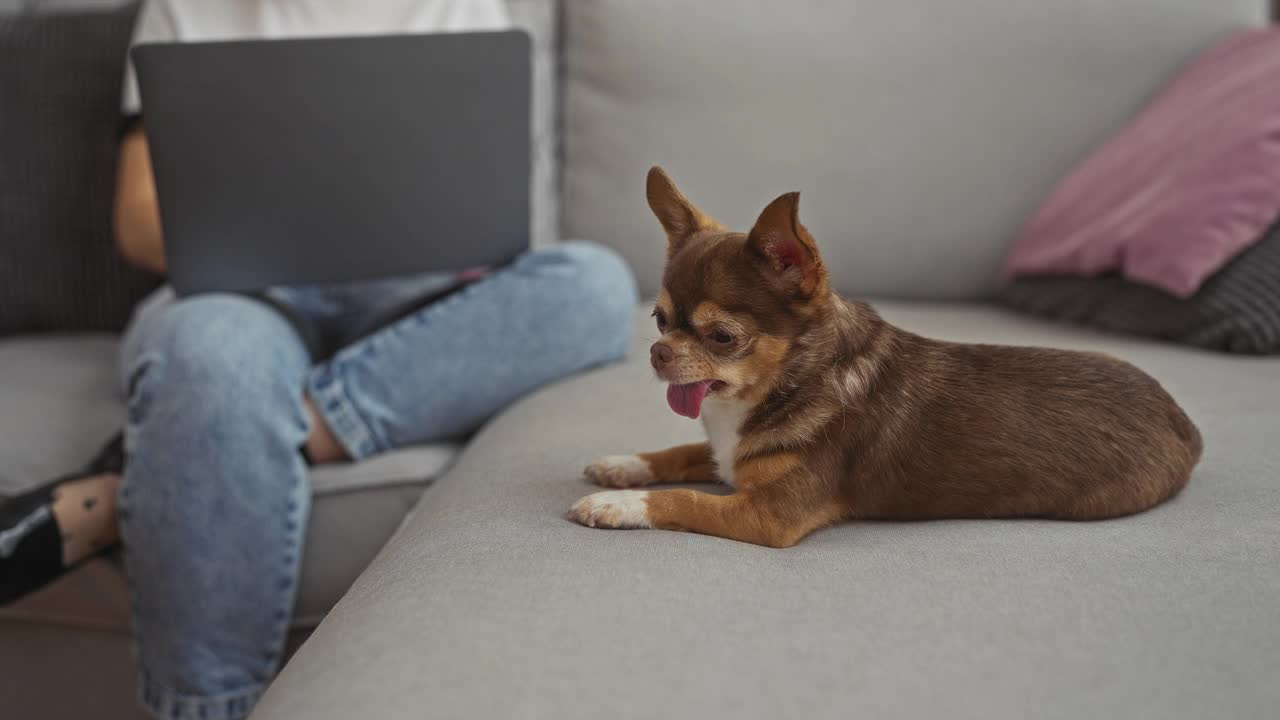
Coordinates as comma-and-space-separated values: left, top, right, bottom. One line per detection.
568, 490, 652, 529
583, 455, 655, 488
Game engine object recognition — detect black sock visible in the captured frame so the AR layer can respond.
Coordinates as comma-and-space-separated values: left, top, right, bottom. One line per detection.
0, 506, 64, 604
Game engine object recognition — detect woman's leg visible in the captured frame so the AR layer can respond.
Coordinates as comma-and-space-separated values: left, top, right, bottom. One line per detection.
309, 241, 638, 456
118, 292, 314, 720
0, 435, 125, 605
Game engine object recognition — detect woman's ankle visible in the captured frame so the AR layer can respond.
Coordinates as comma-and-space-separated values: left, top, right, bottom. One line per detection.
50, 472, 121, 565
304, 396, 350, 464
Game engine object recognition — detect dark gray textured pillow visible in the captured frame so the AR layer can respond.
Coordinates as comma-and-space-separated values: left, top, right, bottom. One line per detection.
999, 220, 1280, 355
0, 3, 159, 336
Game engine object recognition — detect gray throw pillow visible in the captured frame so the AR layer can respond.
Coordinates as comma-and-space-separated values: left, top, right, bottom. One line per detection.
0, 2, 159, 337
999, 220, 1280, 355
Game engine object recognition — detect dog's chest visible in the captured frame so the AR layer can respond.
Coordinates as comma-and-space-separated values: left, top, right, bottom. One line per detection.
701, 398, 750, 487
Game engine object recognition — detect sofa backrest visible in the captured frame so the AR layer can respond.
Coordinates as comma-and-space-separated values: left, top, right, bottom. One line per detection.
506, 0, 558, 249
560, 0, 1271, 300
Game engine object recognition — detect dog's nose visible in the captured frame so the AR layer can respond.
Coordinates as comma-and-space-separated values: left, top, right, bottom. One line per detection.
650, 342, 674, 369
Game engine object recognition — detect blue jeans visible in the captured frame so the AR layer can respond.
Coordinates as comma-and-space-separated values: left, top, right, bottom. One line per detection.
116, 242, 636, 720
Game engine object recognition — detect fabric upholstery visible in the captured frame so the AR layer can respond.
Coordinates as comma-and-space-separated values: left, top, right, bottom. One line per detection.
1001, 219, 1280, 354
0, 336, 123, 488
255, 301, 1280, 720
0, 3, 161, 336
1003, 28, 1280, 298
561, 0, 1269, 299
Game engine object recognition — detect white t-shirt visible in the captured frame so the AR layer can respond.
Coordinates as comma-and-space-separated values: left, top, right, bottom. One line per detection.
122, 0, 510, 115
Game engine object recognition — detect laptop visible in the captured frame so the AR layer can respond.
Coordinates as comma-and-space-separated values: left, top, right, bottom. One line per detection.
132, 31, 531, 296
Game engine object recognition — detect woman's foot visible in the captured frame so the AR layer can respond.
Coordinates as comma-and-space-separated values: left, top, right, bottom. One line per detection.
0, 434, 125, 605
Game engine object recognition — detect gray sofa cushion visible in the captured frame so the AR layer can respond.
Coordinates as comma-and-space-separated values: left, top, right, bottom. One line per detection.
0, 336, 459, 628
0, 3, 161, 336
254, 301, 1280, 720
0, 336, 123, 487
561, 0, 1269, 299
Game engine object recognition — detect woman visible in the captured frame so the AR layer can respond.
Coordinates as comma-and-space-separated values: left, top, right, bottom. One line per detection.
0, 2, 636, 718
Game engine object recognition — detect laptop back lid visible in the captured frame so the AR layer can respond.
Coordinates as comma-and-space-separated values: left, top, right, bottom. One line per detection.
133, 30, 531, 295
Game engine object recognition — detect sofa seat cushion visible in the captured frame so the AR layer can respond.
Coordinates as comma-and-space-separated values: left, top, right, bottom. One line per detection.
254, 301, 1280, 720
0, 335, 458, 628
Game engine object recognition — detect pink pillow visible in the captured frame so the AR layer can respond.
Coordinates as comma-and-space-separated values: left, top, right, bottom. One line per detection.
1003, 29, 1280, 299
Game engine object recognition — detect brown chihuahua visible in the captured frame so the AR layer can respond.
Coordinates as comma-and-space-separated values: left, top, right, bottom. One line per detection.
568, 167, 1201, 547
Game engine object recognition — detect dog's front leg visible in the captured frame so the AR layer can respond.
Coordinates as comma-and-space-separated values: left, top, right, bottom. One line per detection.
570, 459, 846, 547
582, 442, 718, 488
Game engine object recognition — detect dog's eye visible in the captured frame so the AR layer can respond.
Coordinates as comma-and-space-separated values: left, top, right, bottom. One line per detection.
653, 309, 668, 332
711, 329, 734, 345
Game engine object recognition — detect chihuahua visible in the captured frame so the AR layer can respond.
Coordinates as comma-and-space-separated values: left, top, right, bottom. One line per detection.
568, 167, 1201, 547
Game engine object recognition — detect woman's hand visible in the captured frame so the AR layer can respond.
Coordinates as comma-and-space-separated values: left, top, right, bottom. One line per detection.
114, 127, 167, 274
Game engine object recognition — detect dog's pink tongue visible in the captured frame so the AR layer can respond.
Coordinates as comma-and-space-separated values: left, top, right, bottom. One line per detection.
667, 381, 713, 419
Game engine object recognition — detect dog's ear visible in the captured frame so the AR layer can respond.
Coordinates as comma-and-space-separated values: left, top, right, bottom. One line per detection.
747, 191, 827, 298
646, 166, 725, 255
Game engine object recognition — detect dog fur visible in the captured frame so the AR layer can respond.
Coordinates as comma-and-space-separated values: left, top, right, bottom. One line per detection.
568, 167, 1201, 547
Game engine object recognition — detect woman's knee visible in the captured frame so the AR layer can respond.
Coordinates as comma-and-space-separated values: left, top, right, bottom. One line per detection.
535, 241, 639, 358
123, 294, 308, 419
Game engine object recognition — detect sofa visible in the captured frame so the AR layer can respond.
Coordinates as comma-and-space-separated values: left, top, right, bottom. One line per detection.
3, 2, 1278, 719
